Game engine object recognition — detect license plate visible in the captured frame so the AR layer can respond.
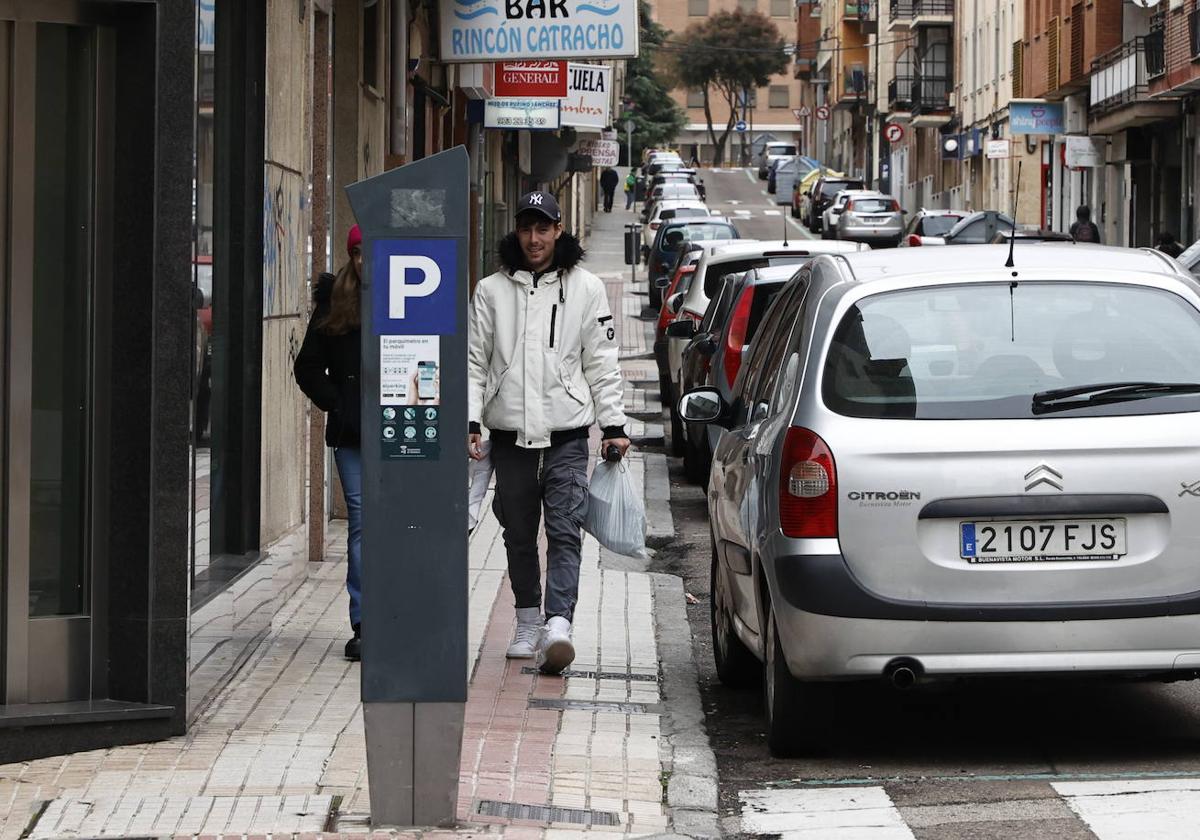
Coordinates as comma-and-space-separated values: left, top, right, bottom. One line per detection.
862, 216, 889, 224
960, 518, 1126, 563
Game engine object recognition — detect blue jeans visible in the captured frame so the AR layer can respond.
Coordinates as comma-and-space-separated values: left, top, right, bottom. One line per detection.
624, 190, 634, 210
334, 446, 363, 627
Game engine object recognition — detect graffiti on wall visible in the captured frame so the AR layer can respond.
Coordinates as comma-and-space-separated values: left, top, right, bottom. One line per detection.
262, 167, 307, 318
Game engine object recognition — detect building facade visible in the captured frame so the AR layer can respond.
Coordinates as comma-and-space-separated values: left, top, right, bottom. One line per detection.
0, 0, 619, 763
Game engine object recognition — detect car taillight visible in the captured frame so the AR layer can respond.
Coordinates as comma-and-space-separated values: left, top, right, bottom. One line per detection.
780, 427, 837, 539
890, 199, 901, 211
907, 234, 922, 246
724, 286, 755, 388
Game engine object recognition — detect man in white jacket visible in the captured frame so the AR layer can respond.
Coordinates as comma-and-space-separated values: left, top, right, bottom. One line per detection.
467, 191, 630, 675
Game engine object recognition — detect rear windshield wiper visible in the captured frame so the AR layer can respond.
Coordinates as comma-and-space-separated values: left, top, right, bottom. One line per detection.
1032, 381, 1200, 414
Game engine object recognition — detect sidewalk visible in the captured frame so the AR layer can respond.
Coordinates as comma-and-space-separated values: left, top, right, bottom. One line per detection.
0, 203, 714, 840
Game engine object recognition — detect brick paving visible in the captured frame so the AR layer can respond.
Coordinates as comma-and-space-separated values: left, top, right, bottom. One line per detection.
0, 204, 677, 840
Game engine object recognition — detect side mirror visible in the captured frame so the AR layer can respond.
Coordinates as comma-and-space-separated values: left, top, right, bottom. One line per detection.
678, 388, 725, 423
665, 318, 694, 338
667, 293, 685, 315
698, 335, 718, 356
655, 275, 672, 289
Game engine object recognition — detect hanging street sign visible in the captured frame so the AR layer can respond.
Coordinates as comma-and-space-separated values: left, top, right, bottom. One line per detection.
985, 139, 1010, 159
441, 0, 640, 62
561, 63, 612, 130
576, 138, 620, 166
734, 119, 748, 132
484, 97, 561, 129
493, 61, 567, 97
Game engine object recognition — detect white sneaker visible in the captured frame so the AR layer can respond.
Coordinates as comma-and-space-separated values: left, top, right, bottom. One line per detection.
506, 607, 543, 659
537, 616, 575, 675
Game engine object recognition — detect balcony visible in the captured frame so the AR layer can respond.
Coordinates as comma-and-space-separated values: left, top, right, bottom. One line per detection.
836, 65, 868, 107
844, 0, 867, 17
1190, 8, 1200, 61
910, 74, 951, 126
794, 55, 816, 79
911, 0, 952, 27
1089, 36, 1178, 130
888, 0, 911, 31
887, 75, 913, 118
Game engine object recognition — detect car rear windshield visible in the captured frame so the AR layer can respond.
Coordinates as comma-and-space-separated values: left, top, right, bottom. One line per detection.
661, 207, 708, 220
703, 255, 807, 297
822, 282, 1200, 419
664, 223, 739, 249
918, 215, 961, 236
767, 144, 796, 155
848, 197, 895, 213
822, 181, 863, 198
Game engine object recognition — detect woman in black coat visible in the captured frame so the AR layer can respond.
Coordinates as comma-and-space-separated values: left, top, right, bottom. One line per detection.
294, 225, 363, 661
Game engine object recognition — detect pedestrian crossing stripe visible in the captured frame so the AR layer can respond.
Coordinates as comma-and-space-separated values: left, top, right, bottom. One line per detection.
739, 781, 1200, 839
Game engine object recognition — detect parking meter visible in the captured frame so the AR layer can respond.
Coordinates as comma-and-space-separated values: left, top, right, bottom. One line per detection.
344, 146, 469, 827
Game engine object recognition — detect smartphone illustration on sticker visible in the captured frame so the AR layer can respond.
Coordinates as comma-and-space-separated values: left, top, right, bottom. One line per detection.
417, 360, 438, 400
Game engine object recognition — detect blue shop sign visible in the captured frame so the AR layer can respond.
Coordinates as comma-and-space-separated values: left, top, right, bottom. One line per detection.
372, 239, 458, 336
1011, 101, 1064, 135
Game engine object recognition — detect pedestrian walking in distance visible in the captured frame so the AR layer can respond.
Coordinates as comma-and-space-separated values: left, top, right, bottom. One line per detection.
624, 167, 638, 211
467, 191, 630, 675
294, 225, 365, 662
1069, 205, 1101, 244
599, 167, 620, 213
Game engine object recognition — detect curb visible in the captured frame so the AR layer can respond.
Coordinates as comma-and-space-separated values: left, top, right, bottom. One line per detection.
644, 453, 674, 547
651, 573, 721, 840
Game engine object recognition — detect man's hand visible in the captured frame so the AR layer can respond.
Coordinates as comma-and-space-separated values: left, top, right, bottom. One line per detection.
602, 437, 632, 459
468, 433, 486, 460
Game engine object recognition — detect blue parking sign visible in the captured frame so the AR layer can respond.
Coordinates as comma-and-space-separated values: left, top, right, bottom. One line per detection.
371, 239, 457, 336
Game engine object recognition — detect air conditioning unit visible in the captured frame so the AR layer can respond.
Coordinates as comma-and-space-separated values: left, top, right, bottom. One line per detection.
1064, 94, 1087, 134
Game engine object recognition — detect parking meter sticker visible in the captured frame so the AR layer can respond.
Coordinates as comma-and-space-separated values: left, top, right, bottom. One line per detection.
372, 239, 458, 336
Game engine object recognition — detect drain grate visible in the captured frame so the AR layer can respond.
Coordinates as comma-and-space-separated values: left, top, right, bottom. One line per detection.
528, 697, 655, 715
475, 799, 621, 826
521, 666, 659, 682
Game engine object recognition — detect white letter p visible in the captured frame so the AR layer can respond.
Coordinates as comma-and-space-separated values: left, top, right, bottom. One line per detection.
389, 256, 442, 319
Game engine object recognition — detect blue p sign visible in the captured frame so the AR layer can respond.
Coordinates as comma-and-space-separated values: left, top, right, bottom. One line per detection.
372, 239, 458, 336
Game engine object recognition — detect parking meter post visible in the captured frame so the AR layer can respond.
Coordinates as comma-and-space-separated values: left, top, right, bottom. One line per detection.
345, 146, 469, 828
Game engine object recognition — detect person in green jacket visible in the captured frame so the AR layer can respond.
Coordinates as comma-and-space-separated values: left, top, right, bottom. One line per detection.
624, 167, 638, 211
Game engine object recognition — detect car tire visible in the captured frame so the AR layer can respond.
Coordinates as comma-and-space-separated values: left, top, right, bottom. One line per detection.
711, 539, 759, 687
670, 395, 685, 457
790, 203, 800, 219
763, 598, 835, 757
684, 432, 710, 486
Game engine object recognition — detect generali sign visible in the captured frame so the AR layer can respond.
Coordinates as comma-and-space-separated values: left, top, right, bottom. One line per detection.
441, 0, 639, 62
494, 61, 567, 97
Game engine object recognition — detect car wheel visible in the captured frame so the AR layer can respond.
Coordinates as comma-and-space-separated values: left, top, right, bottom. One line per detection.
670, 394, 685, 457
684, 431, 710, 486
790, 203, 800, 219
763, 598, 834, 757
650, 282, 662, 311
711, 539, 760, 687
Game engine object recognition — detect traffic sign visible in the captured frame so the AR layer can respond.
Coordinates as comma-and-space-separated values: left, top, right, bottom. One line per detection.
734, 119, 748, 132
884, 122, 905, 143
815, 105, 830, 121
793, 106, 811, 120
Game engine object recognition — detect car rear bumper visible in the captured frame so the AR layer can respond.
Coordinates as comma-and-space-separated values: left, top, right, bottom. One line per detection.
839, 225, 903, 242
772, 606, 1200, 680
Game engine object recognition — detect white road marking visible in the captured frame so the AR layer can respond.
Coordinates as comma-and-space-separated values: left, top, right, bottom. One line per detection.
764, 210, 782, 216
787, 217, 817, 239
761, 190, 770, 196
1054, 779, 1200, 839
734, 210, 752, 216
745, 169, 757, 184
739, 788, 916, 839
728, 199, 741, 205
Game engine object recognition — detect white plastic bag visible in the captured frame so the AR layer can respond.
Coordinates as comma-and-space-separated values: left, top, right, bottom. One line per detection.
583, 459, 649, 559
468, 440, 494, 531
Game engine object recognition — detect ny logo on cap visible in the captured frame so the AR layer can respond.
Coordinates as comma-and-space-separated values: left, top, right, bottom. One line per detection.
529, 193, 544, 205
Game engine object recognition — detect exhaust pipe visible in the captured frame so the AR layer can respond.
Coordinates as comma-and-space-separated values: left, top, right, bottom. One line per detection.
884, 658, 922, 690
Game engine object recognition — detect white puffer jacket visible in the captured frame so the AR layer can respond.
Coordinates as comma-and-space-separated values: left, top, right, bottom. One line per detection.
468, 233, 627, 449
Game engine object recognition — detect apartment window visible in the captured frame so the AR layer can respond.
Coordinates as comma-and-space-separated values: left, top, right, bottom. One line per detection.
768, 85, 790, 107
689, 0, 709, 15
738, 0, 757, 12
363, 0, 380, 90
687, 89, 706, 108
770, 0, 792, 15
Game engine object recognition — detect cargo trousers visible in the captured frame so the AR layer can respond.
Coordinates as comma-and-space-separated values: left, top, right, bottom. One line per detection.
490, 436, 590, 622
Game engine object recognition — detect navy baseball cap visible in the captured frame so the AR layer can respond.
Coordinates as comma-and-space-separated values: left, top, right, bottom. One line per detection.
516, 190, 561, 223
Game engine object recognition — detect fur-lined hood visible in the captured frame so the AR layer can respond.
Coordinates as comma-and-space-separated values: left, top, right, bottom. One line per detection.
497, 231, 585, 276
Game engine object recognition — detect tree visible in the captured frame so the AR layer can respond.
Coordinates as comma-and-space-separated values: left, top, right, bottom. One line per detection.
673, 10, 789, 166
622, 2, 686, 163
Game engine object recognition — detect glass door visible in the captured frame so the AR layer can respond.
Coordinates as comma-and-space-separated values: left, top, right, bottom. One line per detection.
1, 9, 113, 705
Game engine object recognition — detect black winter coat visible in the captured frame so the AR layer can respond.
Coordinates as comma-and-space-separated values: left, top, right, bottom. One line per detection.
599, 168, 620, 191
294, 272, 361, 447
